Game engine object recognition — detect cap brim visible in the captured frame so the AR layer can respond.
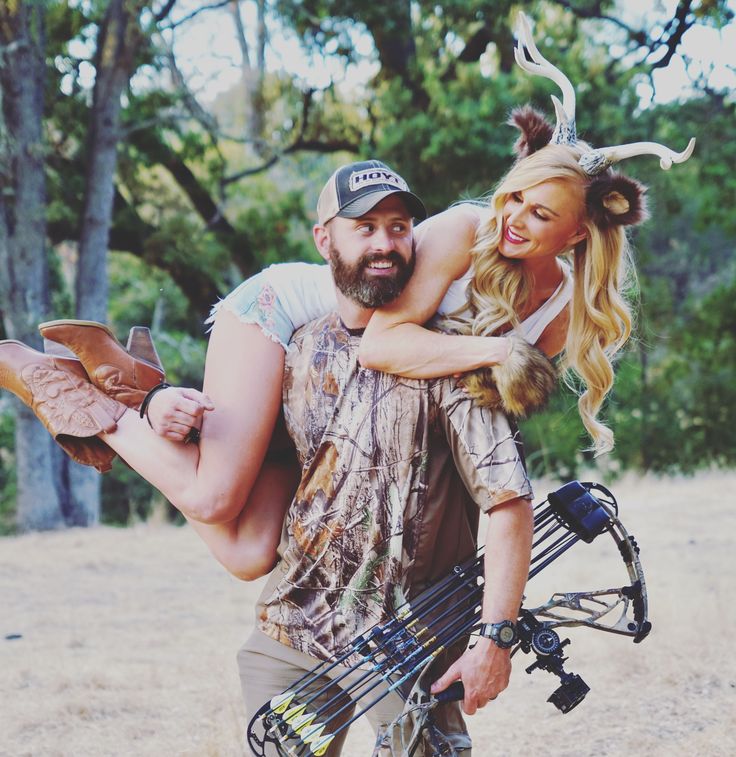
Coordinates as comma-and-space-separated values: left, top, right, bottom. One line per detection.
337, 190, 427, 221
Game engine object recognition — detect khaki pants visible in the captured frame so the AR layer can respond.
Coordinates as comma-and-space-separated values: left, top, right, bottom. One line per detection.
238, 629, 471, 757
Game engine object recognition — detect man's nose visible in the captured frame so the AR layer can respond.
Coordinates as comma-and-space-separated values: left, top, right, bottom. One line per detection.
371, 226, 394, 251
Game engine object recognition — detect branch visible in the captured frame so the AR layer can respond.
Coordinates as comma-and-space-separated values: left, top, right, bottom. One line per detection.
159, 40, 220, 139
286, 138, 359, 154
440, 23, 488, 83
120, 110, 202, 137
230, 0, 251, 69
551, 0, 649, 47
220, 137, 359, 185
220, 154, 279, 183
648, 0, 694, 70
161, 0, 231, 30
154, 0, 178, 23
220, 88, 359, 185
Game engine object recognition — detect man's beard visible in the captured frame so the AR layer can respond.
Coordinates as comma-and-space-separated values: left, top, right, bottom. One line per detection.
329, 241, 416, 308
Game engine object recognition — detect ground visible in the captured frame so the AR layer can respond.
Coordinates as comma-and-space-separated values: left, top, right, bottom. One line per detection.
1, 471, 735, 756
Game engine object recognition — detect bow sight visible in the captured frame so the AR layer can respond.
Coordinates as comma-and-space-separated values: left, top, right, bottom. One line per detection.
247, 481, 651, 757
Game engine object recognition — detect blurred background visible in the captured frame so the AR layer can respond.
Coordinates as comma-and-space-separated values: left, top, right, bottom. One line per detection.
1, 0, 734, 532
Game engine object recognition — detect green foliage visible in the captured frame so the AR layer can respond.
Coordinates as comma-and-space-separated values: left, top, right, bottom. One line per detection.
233, 188, 313, 268
519, 385, 590, 483
611, 277, 736, 473
0, 406, 17, 535
4, 0, 734, 532
100, 458, 158, 525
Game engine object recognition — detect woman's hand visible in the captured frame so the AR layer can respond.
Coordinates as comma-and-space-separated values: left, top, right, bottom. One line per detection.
146, 386, 215, 442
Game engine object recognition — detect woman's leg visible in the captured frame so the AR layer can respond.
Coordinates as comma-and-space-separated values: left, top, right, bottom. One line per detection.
187, 454, 300, 580
98, 310, 293, 573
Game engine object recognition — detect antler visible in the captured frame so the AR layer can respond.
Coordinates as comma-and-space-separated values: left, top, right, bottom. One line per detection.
514, 13, 696, 176
514, 12, 577, 144
579, 137, 697, 176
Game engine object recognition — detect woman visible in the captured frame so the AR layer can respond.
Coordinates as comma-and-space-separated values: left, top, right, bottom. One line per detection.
0, 16, 693, 579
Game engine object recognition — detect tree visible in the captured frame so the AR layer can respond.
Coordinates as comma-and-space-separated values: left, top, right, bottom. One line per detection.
0, 0, 164, 529
0, 0, 64, 530
1, 0, 734, 529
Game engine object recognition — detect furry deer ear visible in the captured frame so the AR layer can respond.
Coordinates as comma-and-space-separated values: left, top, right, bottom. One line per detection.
586, 172, 649, 228
508, 106, 554, 158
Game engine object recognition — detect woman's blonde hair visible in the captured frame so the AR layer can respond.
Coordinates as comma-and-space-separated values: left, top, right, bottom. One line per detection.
461, 143, 635, 455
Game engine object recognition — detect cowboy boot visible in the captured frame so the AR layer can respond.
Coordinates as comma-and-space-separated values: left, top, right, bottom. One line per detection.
0, 340, 126, 473
38, 320, 164, 410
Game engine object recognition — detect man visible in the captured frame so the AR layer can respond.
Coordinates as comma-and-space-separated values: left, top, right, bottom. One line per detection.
239, 160, 534, 755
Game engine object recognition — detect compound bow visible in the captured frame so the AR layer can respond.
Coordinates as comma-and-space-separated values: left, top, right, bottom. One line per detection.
246, 481, 651, 756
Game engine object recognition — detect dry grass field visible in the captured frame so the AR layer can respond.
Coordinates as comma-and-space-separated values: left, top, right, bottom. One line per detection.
1, 471, 735, 757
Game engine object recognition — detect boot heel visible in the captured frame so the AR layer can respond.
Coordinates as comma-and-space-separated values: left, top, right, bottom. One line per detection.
126, 327, 163, 371
43, 338, 79, 361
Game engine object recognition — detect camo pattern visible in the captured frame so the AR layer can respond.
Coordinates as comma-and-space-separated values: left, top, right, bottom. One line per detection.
257, 312, 532, 663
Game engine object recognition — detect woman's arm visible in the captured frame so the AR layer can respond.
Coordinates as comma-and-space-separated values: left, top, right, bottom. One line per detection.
359, 204, 510, 378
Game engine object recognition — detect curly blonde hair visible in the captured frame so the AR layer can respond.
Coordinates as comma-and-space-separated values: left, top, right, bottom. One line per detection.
460, 144, 635, 454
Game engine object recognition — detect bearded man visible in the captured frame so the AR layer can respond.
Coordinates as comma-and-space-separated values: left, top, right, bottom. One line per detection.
238, 160, 534, 756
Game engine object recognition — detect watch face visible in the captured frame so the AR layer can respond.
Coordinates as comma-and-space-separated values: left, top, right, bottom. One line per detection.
498, 625, 516, 644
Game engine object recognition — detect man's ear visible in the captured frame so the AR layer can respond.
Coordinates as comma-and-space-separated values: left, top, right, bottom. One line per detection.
313, 224, 331, 262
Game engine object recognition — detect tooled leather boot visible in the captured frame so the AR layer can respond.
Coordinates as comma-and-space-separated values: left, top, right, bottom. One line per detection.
0, 340, 126, 472
38, 320, 164, 410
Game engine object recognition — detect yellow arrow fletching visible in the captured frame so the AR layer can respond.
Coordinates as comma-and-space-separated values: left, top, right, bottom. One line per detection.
270, 691, 295, 714
300, 723, 325, 745
311, 733, 335, 756
284, 703, 307, 724
292, 712, 316, 734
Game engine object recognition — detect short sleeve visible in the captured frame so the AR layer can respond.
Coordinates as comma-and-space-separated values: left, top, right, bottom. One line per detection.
262, 262, 337, 330
432, 378, 533, 511
205, 262, 337, 349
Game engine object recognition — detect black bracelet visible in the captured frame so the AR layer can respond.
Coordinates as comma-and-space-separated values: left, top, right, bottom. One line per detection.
139, 382, 171, 428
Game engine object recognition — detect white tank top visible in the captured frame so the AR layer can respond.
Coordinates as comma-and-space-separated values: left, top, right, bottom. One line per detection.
436, 264, 572, 344
262, 261, 572, 346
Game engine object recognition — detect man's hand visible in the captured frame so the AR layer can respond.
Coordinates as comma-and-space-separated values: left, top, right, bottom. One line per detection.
430, 637, 512, 715
146, 386, 214, 441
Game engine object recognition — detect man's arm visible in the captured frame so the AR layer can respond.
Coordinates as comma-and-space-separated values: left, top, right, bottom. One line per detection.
430, 496, 534, 714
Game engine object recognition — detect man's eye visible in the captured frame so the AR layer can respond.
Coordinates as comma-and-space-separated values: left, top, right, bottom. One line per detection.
392, 224, 407, 233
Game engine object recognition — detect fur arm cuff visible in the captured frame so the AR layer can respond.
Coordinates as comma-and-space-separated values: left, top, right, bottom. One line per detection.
461, 335, 558, 417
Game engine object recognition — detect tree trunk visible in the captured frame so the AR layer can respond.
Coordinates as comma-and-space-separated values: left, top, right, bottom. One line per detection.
76, 0, 144, 319
0, 0, 64, 530
231, 0, 267, 154
70, 0, 145, 525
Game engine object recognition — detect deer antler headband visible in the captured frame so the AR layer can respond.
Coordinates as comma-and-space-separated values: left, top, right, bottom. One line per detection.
511, 13, 696, 227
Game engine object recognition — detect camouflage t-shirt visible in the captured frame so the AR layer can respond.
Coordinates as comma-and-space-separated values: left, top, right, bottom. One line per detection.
257, 312, 532, 663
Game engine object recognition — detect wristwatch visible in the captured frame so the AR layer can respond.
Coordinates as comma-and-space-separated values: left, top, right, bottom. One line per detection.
478, 619, 518, 649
